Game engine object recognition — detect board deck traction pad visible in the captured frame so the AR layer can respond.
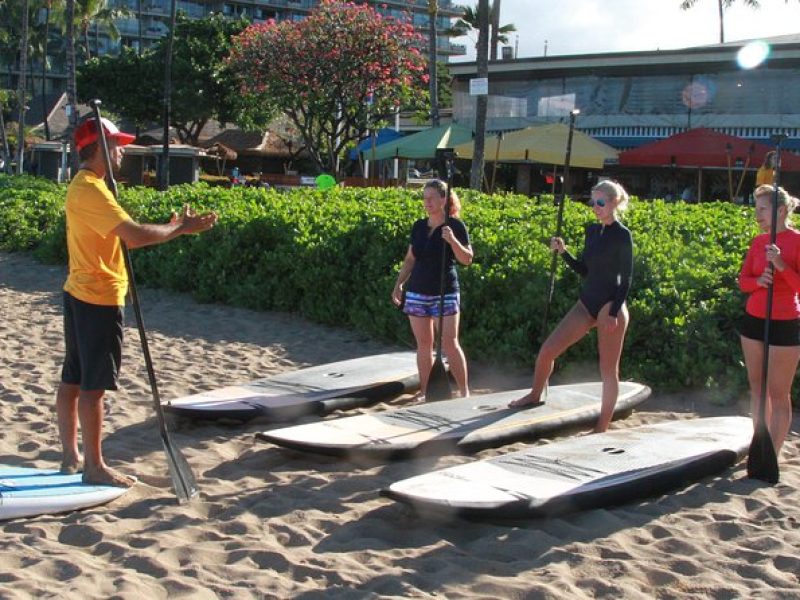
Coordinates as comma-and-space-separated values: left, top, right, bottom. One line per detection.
0, 466, 129, 521
382, 416, 753, 519
258, 381, 652, 458
165, 351, 419, 421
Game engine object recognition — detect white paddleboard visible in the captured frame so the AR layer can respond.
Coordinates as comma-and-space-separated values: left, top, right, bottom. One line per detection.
258, 381, 651, 458
166, 351, 419, 422
0, 466, 129, 521
383, 416, 753, 519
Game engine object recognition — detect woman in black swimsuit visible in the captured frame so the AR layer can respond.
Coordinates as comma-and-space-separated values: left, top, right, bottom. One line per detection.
510, 180, 633, 433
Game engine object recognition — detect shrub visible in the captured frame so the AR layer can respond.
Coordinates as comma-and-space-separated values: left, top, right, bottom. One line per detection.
2, 174, 780, 401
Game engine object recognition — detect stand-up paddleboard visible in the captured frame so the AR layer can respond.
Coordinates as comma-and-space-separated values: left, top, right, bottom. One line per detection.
383, 417, 752, 519
258, 381, 651, 459
0, 466, 129, 521
166, 352, 419, 422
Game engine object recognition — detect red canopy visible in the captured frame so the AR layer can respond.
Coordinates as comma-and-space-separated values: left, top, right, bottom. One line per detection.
618, 128, 800, 171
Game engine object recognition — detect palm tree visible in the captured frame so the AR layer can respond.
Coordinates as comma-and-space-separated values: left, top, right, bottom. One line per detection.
448, 1, 516, 61
427, 0, 439, 127
65, 0, 79, 173
74, 0, 129, 59
159, 0, 177, 190
679, 0, 761, 44
16, 0, 30, 174
469, 0, 488, 191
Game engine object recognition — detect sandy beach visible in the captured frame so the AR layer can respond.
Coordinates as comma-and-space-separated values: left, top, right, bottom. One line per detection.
1, 250, 799, 599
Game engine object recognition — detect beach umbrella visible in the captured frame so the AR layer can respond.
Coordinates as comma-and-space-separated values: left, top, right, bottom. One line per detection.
362, 124, 473, 161
453, 122, 618, 169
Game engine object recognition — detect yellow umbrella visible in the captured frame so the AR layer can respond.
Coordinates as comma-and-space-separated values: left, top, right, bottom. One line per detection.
453, 122, 617, 169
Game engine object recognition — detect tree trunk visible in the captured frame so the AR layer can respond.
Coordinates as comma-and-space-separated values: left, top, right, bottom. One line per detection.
469, 0, 489, 190
65, 0, 79, 174
160, 0, 178, 190
137, 0, 143, 54
16, 0, 30, 174
427, 0, 439, 127
42, 2, 51, 141
717, 0, 724, 43
489, 0, 500, 62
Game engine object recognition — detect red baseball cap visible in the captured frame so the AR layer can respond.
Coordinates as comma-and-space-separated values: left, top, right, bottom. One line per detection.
74, 117, 136, 151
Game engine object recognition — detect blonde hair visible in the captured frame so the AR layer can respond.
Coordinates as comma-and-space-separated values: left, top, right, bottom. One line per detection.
753, 184, 799, 227
592, 180, 630, 214
424, 179, 461, 217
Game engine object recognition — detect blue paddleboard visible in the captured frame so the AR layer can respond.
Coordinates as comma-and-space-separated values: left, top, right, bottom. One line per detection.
0, 466, 129, 521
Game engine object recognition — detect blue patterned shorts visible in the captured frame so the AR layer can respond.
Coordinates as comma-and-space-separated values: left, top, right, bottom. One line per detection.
403, 291, 460, 318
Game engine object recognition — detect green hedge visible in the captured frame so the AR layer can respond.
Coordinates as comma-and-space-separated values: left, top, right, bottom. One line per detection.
2, 174, 777, 401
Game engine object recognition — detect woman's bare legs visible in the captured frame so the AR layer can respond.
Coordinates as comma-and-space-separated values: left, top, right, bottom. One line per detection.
594, 302, 629, 433
440, 312, 469, 397
409, 316, 435, 396
509, 302, 595, 408
741, 336, 800, 455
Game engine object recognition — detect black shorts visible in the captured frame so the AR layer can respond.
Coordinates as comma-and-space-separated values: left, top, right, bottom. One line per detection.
737, 312, 800, 347
61, 292, 124, 391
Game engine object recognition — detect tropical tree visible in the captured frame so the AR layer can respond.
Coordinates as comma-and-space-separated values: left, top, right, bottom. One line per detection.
679, 0, 761, 43
469, 0, 489, 191
78, 13, 252, 145
448, 0, 516, 61
73, 0, 129, 59
427, 0, 439, 126
16, 0, 29, 174
65, 0, 79, 172
230, 1, 428, 175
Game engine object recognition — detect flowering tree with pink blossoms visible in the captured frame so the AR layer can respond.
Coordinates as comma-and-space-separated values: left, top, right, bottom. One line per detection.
229, 1, 428, 175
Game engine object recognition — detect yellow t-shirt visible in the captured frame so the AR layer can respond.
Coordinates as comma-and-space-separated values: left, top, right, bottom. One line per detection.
756, 167, 775, 186
63, 170, 132, 306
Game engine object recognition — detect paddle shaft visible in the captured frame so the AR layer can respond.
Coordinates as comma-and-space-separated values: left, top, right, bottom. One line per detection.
427, 158, 455, 400
89, 100, 198, 503
747, 134, 783, 484
540, 110, 578, 341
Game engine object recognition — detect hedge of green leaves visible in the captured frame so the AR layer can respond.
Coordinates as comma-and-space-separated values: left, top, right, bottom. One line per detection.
2, 174, 775, 400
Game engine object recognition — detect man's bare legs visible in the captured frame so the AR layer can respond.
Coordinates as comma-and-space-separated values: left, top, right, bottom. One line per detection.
56, 382, 135, 487
56, 382, 82, 473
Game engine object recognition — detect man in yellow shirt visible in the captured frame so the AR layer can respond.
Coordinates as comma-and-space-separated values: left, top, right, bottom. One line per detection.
58, 117, 217, 487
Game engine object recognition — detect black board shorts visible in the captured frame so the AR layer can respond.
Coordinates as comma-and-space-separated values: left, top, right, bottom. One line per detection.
737, 312, 800, 347
61, 292, 124, 391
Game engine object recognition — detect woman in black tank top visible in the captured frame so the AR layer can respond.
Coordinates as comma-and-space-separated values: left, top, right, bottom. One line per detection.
510, 180, 634, 433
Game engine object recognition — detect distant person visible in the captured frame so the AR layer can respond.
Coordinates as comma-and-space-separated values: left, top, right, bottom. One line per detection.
681, 185, 696, 203
391, 179, 473, 398
737, 184, 800, 457
510, 180, 634, 433
756, 151, 777, 186
57, 116, 217, 487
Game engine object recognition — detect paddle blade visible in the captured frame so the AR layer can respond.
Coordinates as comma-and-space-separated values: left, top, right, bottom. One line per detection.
425, 358, 452, 402
162, 437, 199, 504
746, 423, 779, 484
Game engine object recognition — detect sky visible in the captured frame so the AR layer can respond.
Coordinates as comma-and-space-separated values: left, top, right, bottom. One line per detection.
450, 0, 800, 61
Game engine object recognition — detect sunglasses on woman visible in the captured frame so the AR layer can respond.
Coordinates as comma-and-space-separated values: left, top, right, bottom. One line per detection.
588, 198, 606, 208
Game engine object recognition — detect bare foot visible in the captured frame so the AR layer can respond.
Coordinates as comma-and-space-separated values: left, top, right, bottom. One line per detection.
82, 466, 137, 488
508, 393, 545, 409
60, 454, 83, 474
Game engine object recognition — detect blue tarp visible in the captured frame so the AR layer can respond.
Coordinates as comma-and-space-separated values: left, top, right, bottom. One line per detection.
349, 128, 404, 160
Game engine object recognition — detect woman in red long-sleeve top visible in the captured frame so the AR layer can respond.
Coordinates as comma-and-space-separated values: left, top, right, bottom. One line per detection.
738, 184, 800, 456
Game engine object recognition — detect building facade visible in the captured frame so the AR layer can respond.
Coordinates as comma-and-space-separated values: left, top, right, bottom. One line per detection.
449, 34, 800, 152
4, 0, 466, 96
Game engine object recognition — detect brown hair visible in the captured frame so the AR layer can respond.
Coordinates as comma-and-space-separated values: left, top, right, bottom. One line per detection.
424, 179, 461, 217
